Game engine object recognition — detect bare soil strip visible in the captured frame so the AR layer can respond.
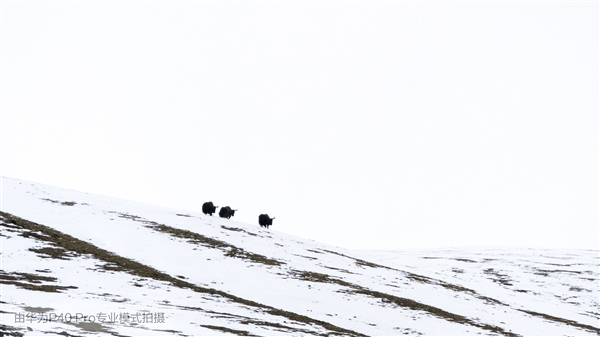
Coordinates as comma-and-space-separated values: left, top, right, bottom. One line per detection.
518, 309, 600, 334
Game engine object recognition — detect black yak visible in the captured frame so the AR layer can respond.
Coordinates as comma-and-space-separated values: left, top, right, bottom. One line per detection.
202, 201, 218, 216
258, 214, 275, 228
219, 206, 237, 219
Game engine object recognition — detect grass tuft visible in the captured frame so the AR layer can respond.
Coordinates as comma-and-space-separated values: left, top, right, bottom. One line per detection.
29, 247, 74, 260
0, 271, 77, 293
200, 325, 258, 336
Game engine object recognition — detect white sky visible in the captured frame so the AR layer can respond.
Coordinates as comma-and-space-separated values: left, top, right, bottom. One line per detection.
1, 1, 598, 250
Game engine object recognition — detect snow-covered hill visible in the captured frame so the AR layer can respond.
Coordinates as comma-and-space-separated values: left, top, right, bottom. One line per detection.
1, 177, 598, 336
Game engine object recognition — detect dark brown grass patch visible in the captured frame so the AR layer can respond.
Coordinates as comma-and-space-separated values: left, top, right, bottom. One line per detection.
29, 247, 75, 260
201, 325, 258, 336
0, 271, 77, 293
290, 270, 354, 288
519, 309, 600, 334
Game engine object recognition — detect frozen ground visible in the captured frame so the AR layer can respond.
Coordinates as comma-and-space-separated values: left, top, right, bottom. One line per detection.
1, 176, 598, 336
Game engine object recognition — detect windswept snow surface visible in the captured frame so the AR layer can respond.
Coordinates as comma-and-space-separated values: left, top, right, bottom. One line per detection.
1, 176, 598, 336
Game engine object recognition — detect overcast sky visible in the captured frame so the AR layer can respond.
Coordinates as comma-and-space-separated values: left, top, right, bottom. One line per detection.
2, 1, 598, 250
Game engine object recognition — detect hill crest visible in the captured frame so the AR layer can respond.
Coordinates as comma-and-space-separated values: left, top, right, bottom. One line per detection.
1, 177, 598, 336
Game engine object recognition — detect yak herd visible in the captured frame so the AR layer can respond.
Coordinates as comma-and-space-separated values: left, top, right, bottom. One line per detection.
202, 201, 275, 229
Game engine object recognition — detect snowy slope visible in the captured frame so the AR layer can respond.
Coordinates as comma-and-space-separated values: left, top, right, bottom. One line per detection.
1, 177, 598, 336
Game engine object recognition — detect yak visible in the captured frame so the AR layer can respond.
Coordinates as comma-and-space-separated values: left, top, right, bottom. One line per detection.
202, 201, 218, 216
219, 206, 237, 219
258, 214, 275, 228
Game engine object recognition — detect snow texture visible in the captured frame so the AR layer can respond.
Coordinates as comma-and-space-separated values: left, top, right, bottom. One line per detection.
1, 176, 598, 336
